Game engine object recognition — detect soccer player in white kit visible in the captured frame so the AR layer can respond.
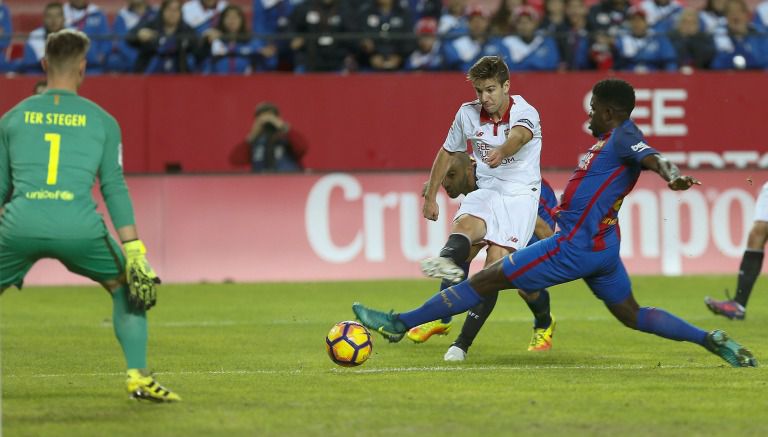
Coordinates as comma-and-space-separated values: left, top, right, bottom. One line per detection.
413, 56, 554, 359
705, 181, 768, 320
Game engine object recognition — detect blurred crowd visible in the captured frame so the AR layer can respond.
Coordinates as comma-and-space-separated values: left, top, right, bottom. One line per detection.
1, 0, 767, 74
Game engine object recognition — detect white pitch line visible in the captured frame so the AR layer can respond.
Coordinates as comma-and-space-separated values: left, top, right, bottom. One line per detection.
340, 363, 713, 374
4, 363, 713, 379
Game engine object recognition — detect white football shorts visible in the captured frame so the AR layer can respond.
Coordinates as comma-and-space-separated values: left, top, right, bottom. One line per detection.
754, 181, 768, 223
454, 188, 538, 251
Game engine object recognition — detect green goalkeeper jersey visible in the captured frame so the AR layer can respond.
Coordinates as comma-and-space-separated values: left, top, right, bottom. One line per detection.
0, 89, 135, 239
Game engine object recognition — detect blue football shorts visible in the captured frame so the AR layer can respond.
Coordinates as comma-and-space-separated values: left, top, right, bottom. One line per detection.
501, 233, 632, 305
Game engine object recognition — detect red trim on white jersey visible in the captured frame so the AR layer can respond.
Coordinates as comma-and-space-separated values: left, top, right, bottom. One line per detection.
480, 96, 515, 124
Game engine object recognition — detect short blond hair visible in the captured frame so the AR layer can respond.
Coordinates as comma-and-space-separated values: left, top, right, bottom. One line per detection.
45, 29, 90, 71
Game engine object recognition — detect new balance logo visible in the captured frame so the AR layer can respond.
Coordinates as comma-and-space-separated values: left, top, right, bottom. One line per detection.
631, 141, 650, 153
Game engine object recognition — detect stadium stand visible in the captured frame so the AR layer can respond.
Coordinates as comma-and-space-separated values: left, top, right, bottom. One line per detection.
6, 0, 253, 33
5, 1, 740, 34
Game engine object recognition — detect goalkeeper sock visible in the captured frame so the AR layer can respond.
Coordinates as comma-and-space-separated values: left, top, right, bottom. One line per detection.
112, 285, 148, 369
399, 280, 483, 328
636, 307, 707, 345
436, 262, 469, 324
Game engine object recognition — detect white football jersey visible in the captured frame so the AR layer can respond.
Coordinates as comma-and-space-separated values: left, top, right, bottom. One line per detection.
442, 95, 542, 196
754, 181, 768, 223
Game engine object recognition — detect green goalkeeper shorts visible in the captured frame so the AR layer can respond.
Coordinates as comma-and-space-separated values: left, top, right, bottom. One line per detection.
0, 235, 126, 289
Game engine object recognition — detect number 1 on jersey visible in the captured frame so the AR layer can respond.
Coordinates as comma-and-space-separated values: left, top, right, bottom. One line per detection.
44, 133, 61, 185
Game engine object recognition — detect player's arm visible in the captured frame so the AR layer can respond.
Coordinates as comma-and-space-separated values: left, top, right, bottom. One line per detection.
0, 115, 11, 211
98, 116, 135, 231
485, 125, 533, 168
533, 216, 555, 240
425, 109, 467, 221
641, 153, 701, 191
423, 147, 454, 221
98, 115, 160, 310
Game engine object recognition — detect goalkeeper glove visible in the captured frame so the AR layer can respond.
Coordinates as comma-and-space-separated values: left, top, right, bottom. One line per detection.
123, 239, 161, 311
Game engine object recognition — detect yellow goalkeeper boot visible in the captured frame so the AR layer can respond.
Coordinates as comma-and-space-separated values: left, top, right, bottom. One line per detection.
126, 369, 181, 402
527, 315, 556, 351
407, 319, 452, 343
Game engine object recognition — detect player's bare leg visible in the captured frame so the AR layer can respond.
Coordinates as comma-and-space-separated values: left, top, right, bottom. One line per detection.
607, 294, 757, 368
103, 279, 181, 402
467, 258, 513, 295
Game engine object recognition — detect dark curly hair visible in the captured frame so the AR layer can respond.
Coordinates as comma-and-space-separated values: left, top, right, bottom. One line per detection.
592, 78, 635, 114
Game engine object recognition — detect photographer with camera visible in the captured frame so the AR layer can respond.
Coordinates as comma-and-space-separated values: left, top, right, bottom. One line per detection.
230, 102, 308, 172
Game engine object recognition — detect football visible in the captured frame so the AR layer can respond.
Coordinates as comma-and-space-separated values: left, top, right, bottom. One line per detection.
325, 321, 373, 367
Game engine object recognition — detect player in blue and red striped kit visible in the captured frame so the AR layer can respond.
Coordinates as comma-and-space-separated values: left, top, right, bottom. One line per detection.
353, 78, 757, 367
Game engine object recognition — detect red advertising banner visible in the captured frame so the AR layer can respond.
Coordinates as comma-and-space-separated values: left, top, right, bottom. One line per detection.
21, 170, 768, 286
1, 73, 766, 173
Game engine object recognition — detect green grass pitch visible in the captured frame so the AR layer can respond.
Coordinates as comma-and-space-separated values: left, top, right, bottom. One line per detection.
2, 276, 767, 436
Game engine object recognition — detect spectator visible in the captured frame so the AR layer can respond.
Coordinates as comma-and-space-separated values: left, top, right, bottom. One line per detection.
253, 0, 296, 35
558, 0, 592, 70
501, 6, 560, 71
64, 0, 110, 73
252, 0, 298, 71
108, 0, 157, 72
230, 102, 308, 172
0, 0, 11, 72
287, 0, 358, 72
669, 7, 715, 71
201, 4, 277, 73
753, 0, 768, 33
614, 6, 677, 72
399, 0, 441, 21
587, 0, 629, 36
587, 30, 615, 70
700, 0, 728, 35
710, 0, 768, 70
585, 0, 627, 70
438, 0, 469, 37
638, 0, 683, 35
182, 0, 227, 34
127, 0, 199, 73
404, 16, 443, 70
19, 2, 66, 74
489, 0, 524, 36
540, 0, 569, 37
441, 7, 503, 71
357, 0, 414, 71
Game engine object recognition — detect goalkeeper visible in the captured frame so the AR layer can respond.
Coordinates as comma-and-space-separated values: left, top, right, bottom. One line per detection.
0, 29, 179, 402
